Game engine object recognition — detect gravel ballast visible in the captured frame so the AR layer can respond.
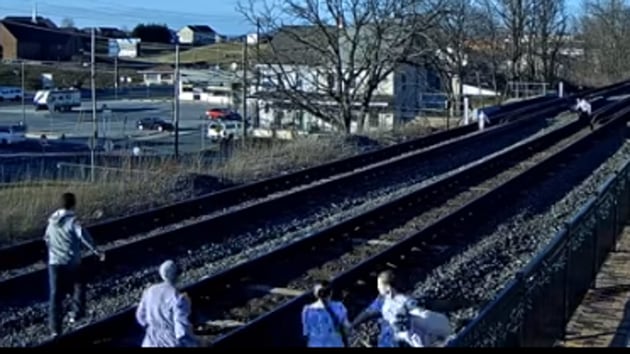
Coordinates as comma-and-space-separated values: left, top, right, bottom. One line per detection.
0, 118, 565, 347
176, 120, 595, 343
0, 119, 551, 281
347, 128, 630, 346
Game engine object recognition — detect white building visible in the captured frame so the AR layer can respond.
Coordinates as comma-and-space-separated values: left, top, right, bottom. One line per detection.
247, 26, 441, 133
177, 25, 218, 46
178, 69, 241, 107
139, 65, 174, 86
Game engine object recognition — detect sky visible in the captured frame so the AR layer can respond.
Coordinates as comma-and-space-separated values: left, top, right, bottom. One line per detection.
0, 0, 252, 35
0, 0, 583, 36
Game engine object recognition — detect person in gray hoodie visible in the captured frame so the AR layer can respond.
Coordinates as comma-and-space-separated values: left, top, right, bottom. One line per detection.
44, 192, 105, 338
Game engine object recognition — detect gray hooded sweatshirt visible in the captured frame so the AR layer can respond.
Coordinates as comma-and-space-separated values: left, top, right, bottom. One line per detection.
44, 208, 98, 266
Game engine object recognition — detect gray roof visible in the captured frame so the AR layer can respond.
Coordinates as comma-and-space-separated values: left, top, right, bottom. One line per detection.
264, 26, 338, 66
3, 16, 57, 29
1, 19, 73, 45
185, 25, 215, 34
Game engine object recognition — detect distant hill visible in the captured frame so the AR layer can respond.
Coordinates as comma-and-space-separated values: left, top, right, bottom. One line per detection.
139, 42, 269, 66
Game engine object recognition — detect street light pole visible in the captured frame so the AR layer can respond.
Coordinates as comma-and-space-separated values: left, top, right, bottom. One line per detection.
90, 28, 97, 182
114, 56, 119, 100
173, 43, 180, 157
20, 61, 25, 125
241, 38, 248, 143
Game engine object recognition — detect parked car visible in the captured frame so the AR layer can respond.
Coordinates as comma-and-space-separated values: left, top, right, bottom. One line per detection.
136, 117, 174, 132
0, 124, 27, 145
205, 108, 242, 121
0, 87, 22, 102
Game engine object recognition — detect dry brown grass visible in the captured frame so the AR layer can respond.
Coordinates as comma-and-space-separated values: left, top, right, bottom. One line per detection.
207, 135, 363, 183
0, 163, 192, 246
363, 118, 439, 146
0, 124, 440, 245
145, 42, 271, 66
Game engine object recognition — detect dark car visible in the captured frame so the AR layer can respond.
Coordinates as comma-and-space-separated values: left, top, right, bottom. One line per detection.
136, 117, 174, 132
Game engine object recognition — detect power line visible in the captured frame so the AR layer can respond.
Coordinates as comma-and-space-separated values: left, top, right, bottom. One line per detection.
0, 17, 251, 52
0, 1, 246, 32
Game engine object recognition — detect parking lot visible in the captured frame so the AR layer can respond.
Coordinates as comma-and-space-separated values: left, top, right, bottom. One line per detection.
0, 99, 221, 155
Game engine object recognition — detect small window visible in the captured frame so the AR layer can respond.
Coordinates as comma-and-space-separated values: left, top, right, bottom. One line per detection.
369, 112, 379, 128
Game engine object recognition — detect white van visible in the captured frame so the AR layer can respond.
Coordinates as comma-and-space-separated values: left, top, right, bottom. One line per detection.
0, 125, 27, 145
207, 121, 244, 141
33, 89, 81, 112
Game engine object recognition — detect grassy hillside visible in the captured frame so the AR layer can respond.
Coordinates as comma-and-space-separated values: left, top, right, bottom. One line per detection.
144, 42, 269, 66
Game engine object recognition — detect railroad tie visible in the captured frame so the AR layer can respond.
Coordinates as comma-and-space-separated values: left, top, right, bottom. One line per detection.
246, 284, 305, 297
351, 239, 396, 247
202, 319, 245, 329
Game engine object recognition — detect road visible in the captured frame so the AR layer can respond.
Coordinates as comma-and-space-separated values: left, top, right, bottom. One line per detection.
0, 99, 222, 156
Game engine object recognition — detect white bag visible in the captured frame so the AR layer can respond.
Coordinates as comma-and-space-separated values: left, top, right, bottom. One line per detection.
398, 308, 453, 347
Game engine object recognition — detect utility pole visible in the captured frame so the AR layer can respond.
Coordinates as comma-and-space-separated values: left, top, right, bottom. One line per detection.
90, 28, 97, 182
255, 18, 261, 128
114, 56, 119, 100
241, 38, 248, 143
173, 43, 180, 157
20, 60, 25, 125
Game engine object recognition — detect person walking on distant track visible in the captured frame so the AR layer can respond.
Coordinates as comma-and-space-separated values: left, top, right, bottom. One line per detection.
136, 260, 198, 347
351, 270, 452, 347
45, 192, 106, 338
575, 97, 594, 130
301, 280, 351, 347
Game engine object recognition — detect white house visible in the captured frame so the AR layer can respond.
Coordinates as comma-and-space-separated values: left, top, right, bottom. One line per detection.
178, 69, 241, 107
247, 26, 440, 133
139, 65, 174, 86
177, 25, 218, 46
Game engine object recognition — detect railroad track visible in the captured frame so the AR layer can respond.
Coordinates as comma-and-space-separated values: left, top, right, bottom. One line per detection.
37, 95, 630, 347
0, 97, 555, 271
206, 94, 630, 348
0, 97, 600, 285
0, 84, 627, 347
0, 110, 564, 346
1, 82, 625, 275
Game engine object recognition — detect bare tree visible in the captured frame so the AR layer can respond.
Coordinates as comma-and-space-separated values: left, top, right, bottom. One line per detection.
485, 0, 531, 81
474, 0, 507, 93
430, 0, 491, 115
577, 0, 630, 85
524, 0, 568, 83
60, 17, 75, 28
239, 0, 447, 133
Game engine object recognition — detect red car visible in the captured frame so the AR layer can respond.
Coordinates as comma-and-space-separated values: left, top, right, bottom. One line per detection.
205, 108, 242, 121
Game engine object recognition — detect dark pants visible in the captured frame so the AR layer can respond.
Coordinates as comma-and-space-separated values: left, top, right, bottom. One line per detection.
579, 111, 594, 129
48, 264, 85, 334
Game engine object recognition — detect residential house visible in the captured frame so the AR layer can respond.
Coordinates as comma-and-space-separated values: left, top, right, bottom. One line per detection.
177, 25, 218, 46
75, 27, 131, 57
248, 25, 440, 133
0, 16, 79, 61
139, 64, 174, 86
178, 68, 241, 106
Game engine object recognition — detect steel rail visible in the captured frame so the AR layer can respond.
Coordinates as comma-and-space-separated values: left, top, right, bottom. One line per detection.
37, 95, 630, 348
2, 80, 626, 273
